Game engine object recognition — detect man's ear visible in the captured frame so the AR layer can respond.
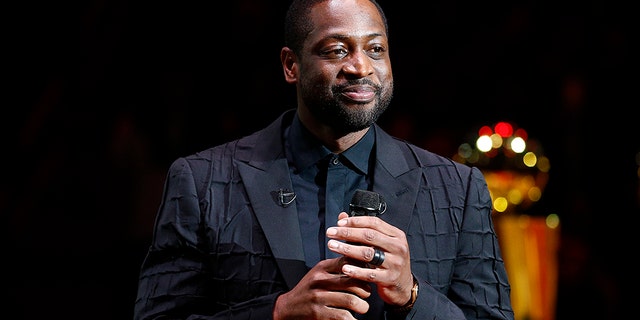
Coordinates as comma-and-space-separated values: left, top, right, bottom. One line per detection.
280, 47, 298, 84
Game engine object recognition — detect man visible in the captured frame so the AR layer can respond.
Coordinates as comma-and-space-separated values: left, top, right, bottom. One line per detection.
134, 0, 514, 319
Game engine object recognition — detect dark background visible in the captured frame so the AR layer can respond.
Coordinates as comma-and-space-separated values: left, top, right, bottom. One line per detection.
6, 1, 637, 319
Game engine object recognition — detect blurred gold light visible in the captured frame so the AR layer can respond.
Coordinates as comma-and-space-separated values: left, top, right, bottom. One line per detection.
523, 152, 537, 167
537, 156, 551, 172
454, 121, 550, 214
508, 189, 524, 205
491, 133, 504, 148
528, 187, 542, 202
494, 197, 509, 212
546, 214, 560, 229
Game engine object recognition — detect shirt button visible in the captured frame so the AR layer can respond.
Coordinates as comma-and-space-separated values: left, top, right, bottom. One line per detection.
332, 156, 339, 165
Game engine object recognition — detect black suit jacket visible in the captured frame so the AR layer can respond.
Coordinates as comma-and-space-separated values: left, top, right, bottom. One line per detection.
134, 110, 514, 319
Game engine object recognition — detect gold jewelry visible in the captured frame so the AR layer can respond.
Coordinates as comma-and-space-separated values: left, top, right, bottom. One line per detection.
390, 276, 419, 314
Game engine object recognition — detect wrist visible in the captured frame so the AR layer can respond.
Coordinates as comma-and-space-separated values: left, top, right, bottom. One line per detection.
389, 276, 419, 314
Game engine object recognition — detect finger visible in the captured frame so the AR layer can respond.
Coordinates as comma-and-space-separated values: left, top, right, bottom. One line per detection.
341, 262, 382, 283
318, 258, 373, 298
322, 256, 352, 275
338, 215, 398, 236
327, 223, 388, 248
328, 241, 385, 272
334, 273, 373, 298
316, 275, 372, 315
294, 288, 369, 319
324, 291, 371, 316
368, 247, 385, 267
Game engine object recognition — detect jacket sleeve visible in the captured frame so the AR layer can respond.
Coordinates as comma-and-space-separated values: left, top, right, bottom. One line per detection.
133, 157, 282, 320
402, 165, 514, 320
450, 167, 513, 319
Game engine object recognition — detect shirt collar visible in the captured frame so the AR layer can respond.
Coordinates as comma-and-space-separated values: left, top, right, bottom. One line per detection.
288, 113, 374, 175
340, 125, 374, 175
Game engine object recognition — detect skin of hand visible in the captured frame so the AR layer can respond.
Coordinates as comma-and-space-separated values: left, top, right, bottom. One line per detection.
272, 256, 372, 319
327, 212, 415, 308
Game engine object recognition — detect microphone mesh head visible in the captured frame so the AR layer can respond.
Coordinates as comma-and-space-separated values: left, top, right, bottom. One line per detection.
350, 189, 385, 216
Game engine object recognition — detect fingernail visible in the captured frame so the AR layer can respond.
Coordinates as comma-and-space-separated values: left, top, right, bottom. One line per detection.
327, 227, 337, 235
343, 265, 353, 274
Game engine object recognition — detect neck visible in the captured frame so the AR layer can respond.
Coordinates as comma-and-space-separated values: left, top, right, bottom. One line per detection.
297, 107, 370, 153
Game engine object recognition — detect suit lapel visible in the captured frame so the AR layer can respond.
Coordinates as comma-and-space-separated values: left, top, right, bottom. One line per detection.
235, 110, 308, 290
372, 126, 422, 232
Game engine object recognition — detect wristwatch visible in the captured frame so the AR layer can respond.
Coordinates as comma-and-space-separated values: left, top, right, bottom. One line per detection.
390, 276, 419, 314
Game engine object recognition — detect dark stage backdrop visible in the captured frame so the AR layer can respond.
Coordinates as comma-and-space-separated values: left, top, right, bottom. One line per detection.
6, 1, 636, 319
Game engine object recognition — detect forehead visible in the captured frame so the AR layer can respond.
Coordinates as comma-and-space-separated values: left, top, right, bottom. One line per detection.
307, 0, 387, 41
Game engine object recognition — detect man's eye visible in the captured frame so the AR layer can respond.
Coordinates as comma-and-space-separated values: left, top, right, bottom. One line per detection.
372, 46, 385, 53
368, 45, 386, 58
321, 48, 348, 58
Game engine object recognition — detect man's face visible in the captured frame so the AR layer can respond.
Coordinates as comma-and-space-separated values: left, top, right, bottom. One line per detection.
297, 0, 393, 134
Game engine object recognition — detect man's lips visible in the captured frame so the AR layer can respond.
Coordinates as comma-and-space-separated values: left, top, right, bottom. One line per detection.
340, 85, 376, 102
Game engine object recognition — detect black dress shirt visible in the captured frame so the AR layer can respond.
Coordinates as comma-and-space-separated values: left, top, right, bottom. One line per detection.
285, 114, 375, 268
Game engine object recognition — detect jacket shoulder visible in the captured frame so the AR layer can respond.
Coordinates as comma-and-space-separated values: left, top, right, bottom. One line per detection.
384, 132, 472, 175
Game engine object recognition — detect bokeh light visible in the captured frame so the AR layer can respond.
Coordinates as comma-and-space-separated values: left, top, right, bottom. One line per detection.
453, 121, 550, 214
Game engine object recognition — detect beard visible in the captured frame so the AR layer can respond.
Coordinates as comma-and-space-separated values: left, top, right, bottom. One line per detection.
301, 78, 393, 135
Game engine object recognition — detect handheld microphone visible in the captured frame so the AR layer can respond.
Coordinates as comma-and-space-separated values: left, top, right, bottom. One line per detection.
345, 190, 387, 275
349, 189, 386, 217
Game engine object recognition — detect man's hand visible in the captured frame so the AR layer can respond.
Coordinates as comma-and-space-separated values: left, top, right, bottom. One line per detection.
326, 212, 415, 308
273, 257, 371, 320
